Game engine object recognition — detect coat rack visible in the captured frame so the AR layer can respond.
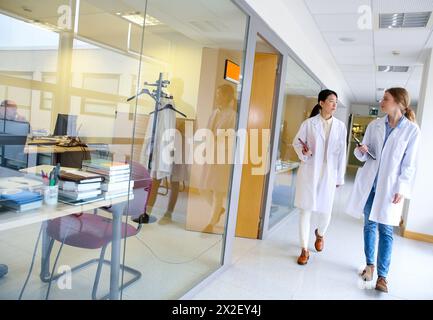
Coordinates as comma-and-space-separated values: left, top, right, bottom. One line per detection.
127, 72, 171, 171
126, 73, 171, 225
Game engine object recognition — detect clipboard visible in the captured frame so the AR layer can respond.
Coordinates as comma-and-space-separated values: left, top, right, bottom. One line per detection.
353, 135, 376, 160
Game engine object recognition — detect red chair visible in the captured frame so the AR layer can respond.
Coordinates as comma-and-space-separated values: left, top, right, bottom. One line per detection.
41, 161, 152, 300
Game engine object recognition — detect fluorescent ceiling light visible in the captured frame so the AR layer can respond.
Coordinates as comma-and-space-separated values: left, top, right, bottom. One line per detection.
380, 12, 431, 29
116, 12, 162, 27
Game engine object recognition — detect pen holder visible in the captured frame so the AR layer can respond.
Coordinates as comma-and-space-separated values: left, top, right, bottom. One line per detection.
44, 185, 58, 206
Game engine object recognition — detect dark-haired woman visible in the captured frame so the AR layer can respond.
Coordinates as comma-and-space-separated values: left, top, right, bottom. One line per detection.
293, 89, 347, 265
346, 87, 420, 293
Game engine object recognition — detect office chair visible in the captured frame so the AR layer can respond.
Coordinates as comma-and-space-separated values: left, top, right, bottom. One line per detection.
41, 161, 152, 300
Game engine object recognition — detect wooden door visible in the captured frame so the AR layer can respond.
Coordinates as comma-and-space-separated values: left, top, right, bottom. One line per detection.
235, 52, 279, 238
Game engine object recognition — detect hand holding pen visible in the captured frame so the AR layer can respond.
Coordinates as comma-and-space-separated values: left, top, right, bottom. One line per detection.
298, 138, 313, 157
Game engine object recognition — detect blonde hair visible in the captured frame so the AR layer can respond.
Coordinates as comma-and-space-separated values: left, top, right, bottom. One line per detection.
385, 87, 416, 122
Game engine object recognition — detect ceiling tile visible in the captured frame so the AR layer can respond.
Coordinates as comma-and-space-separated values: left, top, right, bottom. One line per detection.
304, 0, 370, 14
374, 28, 431, 47
313, 14, 365, 32
334, 55, 375, 65
322, 31, 373, 46
340, 64, 376, 72
374, 47, 423, 65
376, 71, 410, 81
373, 0, 433, 14
330, 45, 373, 57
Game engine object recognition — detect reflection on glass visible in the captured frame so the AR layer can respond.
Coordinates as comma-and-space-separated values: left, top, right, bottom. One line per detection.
0, 0, 148, 300
123, 0, 248, 299
0, 0, 248, 300
201, 84, 237, 233
269, 57, 321, 229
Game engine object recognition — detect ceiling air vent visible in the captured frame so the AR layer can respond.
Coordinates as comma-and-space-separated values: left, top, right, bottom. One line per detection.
379, 12, 431, 29
378, 65, 409, 72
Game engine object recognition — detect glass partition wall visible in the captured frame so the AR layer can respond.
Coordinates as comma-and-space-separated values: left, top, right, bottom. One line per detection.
0, 0, 148, 300
122, 0, 248, 299
0, 0, 325, 299
0, 0, 248, 300
267, 56, 321, 229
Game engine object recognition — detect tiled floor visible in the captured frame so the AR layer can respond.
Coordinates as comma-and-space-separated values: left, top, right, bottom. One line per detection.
191, 174, 433, 300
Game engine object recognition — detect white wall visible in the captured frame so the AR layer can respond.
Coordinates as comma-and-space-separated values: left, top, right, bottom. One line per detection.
334, 105, 349, 125
244, 0, 353, 108
405, 49, 433, 236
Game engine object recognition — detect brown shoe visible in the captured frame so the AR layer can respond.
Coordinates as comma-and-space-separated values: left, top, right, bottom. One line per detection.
314, 229, 324, 252
375, 277, 388, 293
297, 249, 310, 265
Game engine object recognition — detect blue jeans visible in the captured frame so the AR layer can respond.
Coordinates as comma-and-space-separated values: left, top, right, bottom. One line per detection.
363, 189, 394, 278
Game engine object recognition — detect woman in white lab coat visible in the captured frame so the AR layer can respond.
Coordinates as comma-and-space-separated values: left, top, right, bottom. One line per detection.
293, 89, 347, 265
346, 87, 420, 293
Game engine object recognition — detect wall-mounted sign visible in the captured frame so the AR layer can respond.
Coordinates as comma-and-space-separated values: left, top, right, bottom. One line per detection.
224, 60, 240, 84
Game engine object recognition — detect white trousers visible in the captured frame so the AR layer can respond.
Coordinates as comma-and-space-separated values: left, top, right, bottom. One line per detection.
299, 209, 332, 249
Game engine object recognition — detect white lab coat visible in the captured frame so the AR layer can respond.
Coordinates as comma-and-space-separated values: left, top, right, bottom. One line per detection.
293, 114, 348, 215
140, 98, 177, 180
346, 116, 420, 226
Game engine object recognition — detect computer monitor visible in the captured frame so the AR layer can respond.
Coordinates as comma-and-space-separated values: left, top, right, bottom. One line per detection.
53, 114, 77, 136
0, 119, 30, 168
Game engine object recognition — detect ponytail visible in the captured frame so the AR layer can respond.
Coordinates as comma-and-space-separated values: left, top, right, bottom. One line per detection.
309, 104, 321, 118
405, 106, 416, 123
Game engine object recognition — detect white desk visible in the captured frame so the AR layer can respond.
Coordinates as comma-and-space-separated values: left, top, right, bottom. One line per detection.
0, 196, 129, 232
0, 174, 131, 300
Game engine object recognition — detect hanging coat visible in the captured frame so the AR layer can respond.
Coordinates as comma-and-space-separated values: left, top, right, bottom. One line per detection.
140, 97, 177, 180
293, 114, 348, 215
346, 116, 420, 226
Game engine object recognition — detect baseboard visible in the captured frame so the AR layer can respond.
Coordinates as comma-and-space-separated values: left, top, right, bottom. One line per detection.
403, 229, 433, 244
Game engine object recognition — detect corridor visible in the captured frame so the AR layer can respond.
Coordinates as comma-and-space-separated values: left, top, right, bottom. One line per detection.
192, 172, 433, 300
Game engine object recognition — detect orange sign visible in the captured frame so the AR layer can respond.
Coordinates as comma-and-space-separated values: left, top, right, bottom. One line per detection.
224, 60, 240, 84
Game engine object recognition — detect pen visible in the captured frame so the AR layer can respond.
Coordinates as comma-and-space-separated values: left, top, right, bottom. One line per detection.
49, 170, 55, 186
55, 163, 60, 185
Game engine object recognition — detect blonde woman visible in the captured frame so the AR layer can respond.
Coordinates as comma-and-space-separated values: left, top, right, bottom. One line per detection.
346, 87, 420, 293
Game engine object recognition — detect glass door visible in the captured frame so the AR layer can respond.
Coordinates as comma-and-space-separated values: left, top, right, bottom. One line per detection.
266, 56, 322, 230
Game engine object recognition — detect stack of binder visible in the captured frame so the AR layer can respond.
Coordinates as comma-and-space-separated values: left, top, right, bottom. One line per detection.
0, 189, 43, 212
58, 169, 103, 201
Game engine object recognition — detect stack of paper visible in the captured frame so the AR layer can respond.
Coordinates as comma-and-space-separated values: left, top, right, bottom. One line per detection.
82, 160, 133, 200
